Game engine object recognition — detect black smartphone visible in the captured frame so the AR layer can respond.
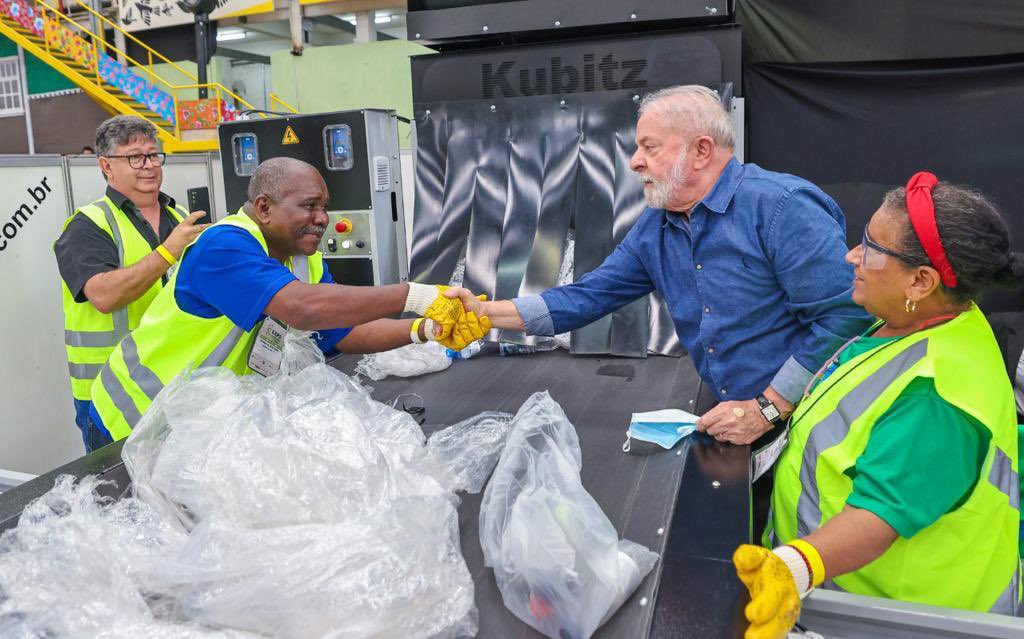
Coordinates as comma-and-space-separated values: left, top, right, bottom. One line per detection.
186, 186, 212, 224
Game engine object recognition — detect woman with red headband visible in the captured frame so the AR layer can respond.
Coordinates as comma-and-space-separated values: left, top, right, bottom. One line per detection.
732, 173, 1024, 639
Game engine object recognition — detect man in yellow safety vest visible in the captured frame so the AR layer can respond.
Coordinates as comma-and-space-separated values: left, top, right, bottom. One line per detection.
54, 115, 208, 451
89, 156, 488, 444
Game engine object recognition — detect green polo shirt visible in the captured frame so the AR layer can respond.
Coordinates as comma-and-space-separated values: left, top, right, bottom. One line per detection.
834, 336, 989, 538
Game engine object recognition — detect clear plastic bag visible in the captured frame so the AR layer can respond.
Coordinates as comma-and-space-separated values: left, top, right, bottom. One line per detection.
426, 411, 514, 494
0, 475, 248, 639
479, 392, 658, 639
0, 329, 481, 638
355, 341, 452, 381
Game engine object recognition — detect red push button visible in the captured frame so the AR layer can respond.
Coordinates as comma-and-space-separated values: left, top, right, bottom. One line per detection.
335, 219, 352, 233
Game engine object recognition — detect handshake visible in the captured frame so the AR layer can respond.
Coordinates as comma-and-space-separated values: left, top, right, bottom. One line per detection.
405, 283, 492, 351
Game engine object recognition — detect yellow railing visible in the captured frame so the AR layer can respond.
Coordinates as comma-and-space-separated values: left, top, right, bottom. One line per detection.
68, 0, 196, 84
269, 92, 299, 113
28, 0, 265, 143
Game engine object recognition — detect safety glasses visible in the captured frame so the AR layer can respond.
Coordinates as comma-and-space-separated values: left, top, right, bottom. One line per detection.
861, 226, 919, 270
104, 152, 166, 169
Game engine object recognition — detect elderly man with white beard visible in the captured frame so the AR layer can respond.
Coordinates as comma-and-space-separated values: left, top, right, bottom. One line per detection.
448, 84, 871, 462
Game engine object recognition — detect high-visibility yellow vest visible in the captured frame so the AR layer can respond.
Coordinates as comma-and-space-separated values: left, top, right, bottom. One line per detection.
90, 211, 323, 440
767, 305, 1021, 614
57, 196, 186, 401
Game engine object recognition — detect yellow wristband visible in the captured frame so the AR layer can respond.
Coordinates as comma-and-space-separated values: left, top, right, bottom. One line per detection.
155, 244, 176, 266
789, 539, 826, 587
410, 317, 425, 344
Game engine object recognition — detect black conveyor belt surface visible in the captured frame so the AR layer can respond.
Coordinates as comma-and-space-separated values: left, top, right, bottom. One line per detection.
331, 347, 750, 639
0, 347, 750, 638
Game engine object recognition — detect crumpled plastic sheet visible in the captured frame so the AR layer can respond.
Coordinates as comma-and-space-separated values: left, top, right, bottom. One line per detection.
0, 475, 248, 639
426, 412, 514, 494
0, 331, 513, 638
480, 391, 659, 639
355, 341, 452, 381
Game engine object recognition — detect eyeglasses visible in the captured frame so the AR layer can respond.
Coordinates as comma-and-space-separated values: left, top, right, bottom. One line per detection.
861, 226, 919, 270
103, 152, 166, 169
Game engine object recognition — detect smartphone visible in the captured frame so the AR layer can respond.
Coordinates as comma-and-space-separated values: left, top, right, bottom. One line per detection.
187, 186, 212, 224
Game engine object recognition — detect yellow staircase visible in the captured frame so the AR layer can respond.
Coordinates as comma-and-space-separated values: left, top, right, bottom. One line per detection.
0, 0, 262, 152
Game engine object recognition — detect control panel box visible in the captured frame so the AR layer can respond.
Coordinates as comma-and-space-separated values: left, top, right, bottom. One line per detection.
218, 110, 408, 287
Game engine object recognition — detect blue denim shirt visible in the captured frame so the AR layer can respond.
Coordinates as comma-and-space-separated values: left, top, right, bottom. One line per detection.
513, 158, 872, 404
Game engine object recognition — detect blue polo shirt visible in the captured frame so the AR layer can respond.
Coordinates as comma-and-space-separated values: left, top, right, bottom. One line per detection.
174, 225, 352, 353
514, 158, 873, 404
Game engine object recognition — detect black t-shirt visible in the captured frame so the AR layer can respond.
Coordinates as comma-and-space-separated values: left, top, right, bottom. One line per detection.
54, 187, 181, 303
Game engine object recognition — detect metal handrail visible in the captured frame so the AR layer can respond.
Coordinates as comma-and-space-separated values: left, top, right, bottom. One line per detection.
33, 0, 262, 125
68, 0, 196, 81
173, 84, 262, 115
269, 92, 299, 113
36, 0, 179, 95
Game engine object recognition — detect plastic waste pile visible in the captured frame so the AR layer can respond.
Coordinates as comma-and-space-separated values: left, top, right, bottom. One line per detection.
0, 332, 514, 639
355, 340, 452, 381
480, 391, 659, 639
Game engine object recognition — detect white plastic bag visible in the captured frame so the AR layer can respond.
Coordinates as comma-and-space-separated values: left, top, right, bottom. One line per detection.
355, 341, 452, 381
479, 392, 658, 639
0, 328, 482, 638
426, 411, 514, 494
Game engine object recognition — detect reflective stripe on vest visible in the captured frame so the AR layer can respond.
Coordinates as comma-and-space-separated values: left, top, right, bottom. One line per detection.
796, 340, 929, 537
90, 211, 320, 439
97, 199, 130, 339
59, 198, 187, 400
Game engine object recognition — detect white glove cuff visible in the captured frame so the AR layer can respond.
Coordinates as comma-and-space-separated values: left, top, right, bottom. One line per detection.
423, 319, 440, 342
404, 283, 438, 316
772, 545, 813, 597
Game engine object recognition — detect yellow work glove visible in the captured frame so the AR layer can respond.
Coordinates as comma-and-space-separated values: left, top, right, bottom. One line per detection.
437, 309, 492, 351
733, 544, 803, 639
404, 283, 463, 339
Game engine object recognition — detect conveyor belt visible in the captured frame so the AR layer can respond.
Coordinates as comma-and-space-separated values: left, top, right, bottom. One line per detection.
0, 348, 752, 638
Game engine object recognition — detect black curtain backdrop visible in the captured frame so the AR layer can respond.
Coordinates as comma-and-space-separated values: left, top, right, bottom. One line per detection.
746, 54, 1024, 312
737, 0, 1024, 312
737, 0, 1024, 64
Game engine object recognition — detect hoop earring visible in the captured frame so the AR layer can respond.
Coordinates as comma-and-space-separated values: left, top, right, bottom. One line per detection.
905, 298, 917, 313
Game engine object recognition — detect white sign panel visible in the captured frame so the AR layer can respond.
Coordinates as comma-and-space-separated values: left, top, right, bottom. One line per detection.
117, 0, 271, 33
0, 157, 85, 474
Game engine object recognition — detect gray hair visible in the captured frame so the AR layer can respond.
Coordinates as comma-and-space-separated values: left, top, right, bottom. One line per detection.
246, 157, 318, 202
883, 183, 1024, 302
95, 115, 159, 157
638, 85, 735, 150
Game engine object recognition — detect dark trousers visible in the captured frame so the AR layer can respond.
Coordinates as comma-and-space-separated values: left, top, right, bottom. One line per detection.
72, 398, 113, 453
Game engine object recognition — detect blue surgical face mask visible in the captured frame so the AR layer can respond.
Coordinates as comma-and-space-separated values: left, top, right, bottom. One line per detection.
622, 409, 698, 452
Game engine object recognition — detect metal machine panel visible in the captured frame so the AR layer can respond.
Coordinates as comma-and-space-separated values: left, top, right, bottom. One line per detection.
409, 29, 740, 356
407, 0, 733, 44
218, 110, 407, 286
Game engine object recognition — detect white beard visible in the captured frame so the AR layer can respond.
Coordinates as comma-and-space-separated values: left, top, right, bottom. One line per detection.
642, 149, 690, 209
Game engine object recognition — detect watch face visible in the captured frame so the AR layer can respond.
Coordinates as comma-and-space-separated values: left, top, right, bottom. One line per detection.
761, 404, 781, 422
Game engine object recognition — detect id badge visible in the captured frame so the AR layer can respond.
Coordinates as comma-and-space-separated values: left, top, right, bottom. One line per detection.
751, 427, 789, 481
248, 317, 288, 377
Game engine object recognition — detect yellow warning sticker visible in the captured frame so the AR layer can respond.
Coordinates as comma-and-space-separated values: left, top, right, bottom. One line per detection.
282, 126, 300, 145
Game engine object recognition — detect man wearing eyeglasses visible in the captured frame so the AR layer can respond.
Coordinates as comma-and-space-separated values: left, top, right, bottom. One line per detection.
53, 115, 208, 452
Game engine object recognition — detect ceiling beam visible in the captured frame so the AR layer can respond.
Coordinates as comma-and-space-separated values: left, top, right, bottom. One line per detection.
215, 47, 272, 64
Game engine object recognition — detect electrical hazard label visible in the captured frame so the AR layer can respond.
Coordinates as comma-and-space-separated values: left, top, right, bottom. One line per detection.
282, 126, 300, 145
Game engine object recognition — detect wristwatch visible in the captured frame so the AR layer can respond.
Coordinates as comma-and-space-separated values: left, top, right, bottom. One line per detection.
756, 395, 783, 425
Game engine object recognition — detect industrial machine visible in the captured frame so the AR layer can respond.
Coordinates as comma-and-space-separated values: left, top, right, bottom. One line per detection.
218, 110, 409, 287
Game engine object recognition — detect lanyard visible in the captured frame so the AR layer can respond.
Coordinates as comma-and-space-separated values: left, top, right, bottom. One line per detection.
803, 313, 959, 399
792, 313, 961, 432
